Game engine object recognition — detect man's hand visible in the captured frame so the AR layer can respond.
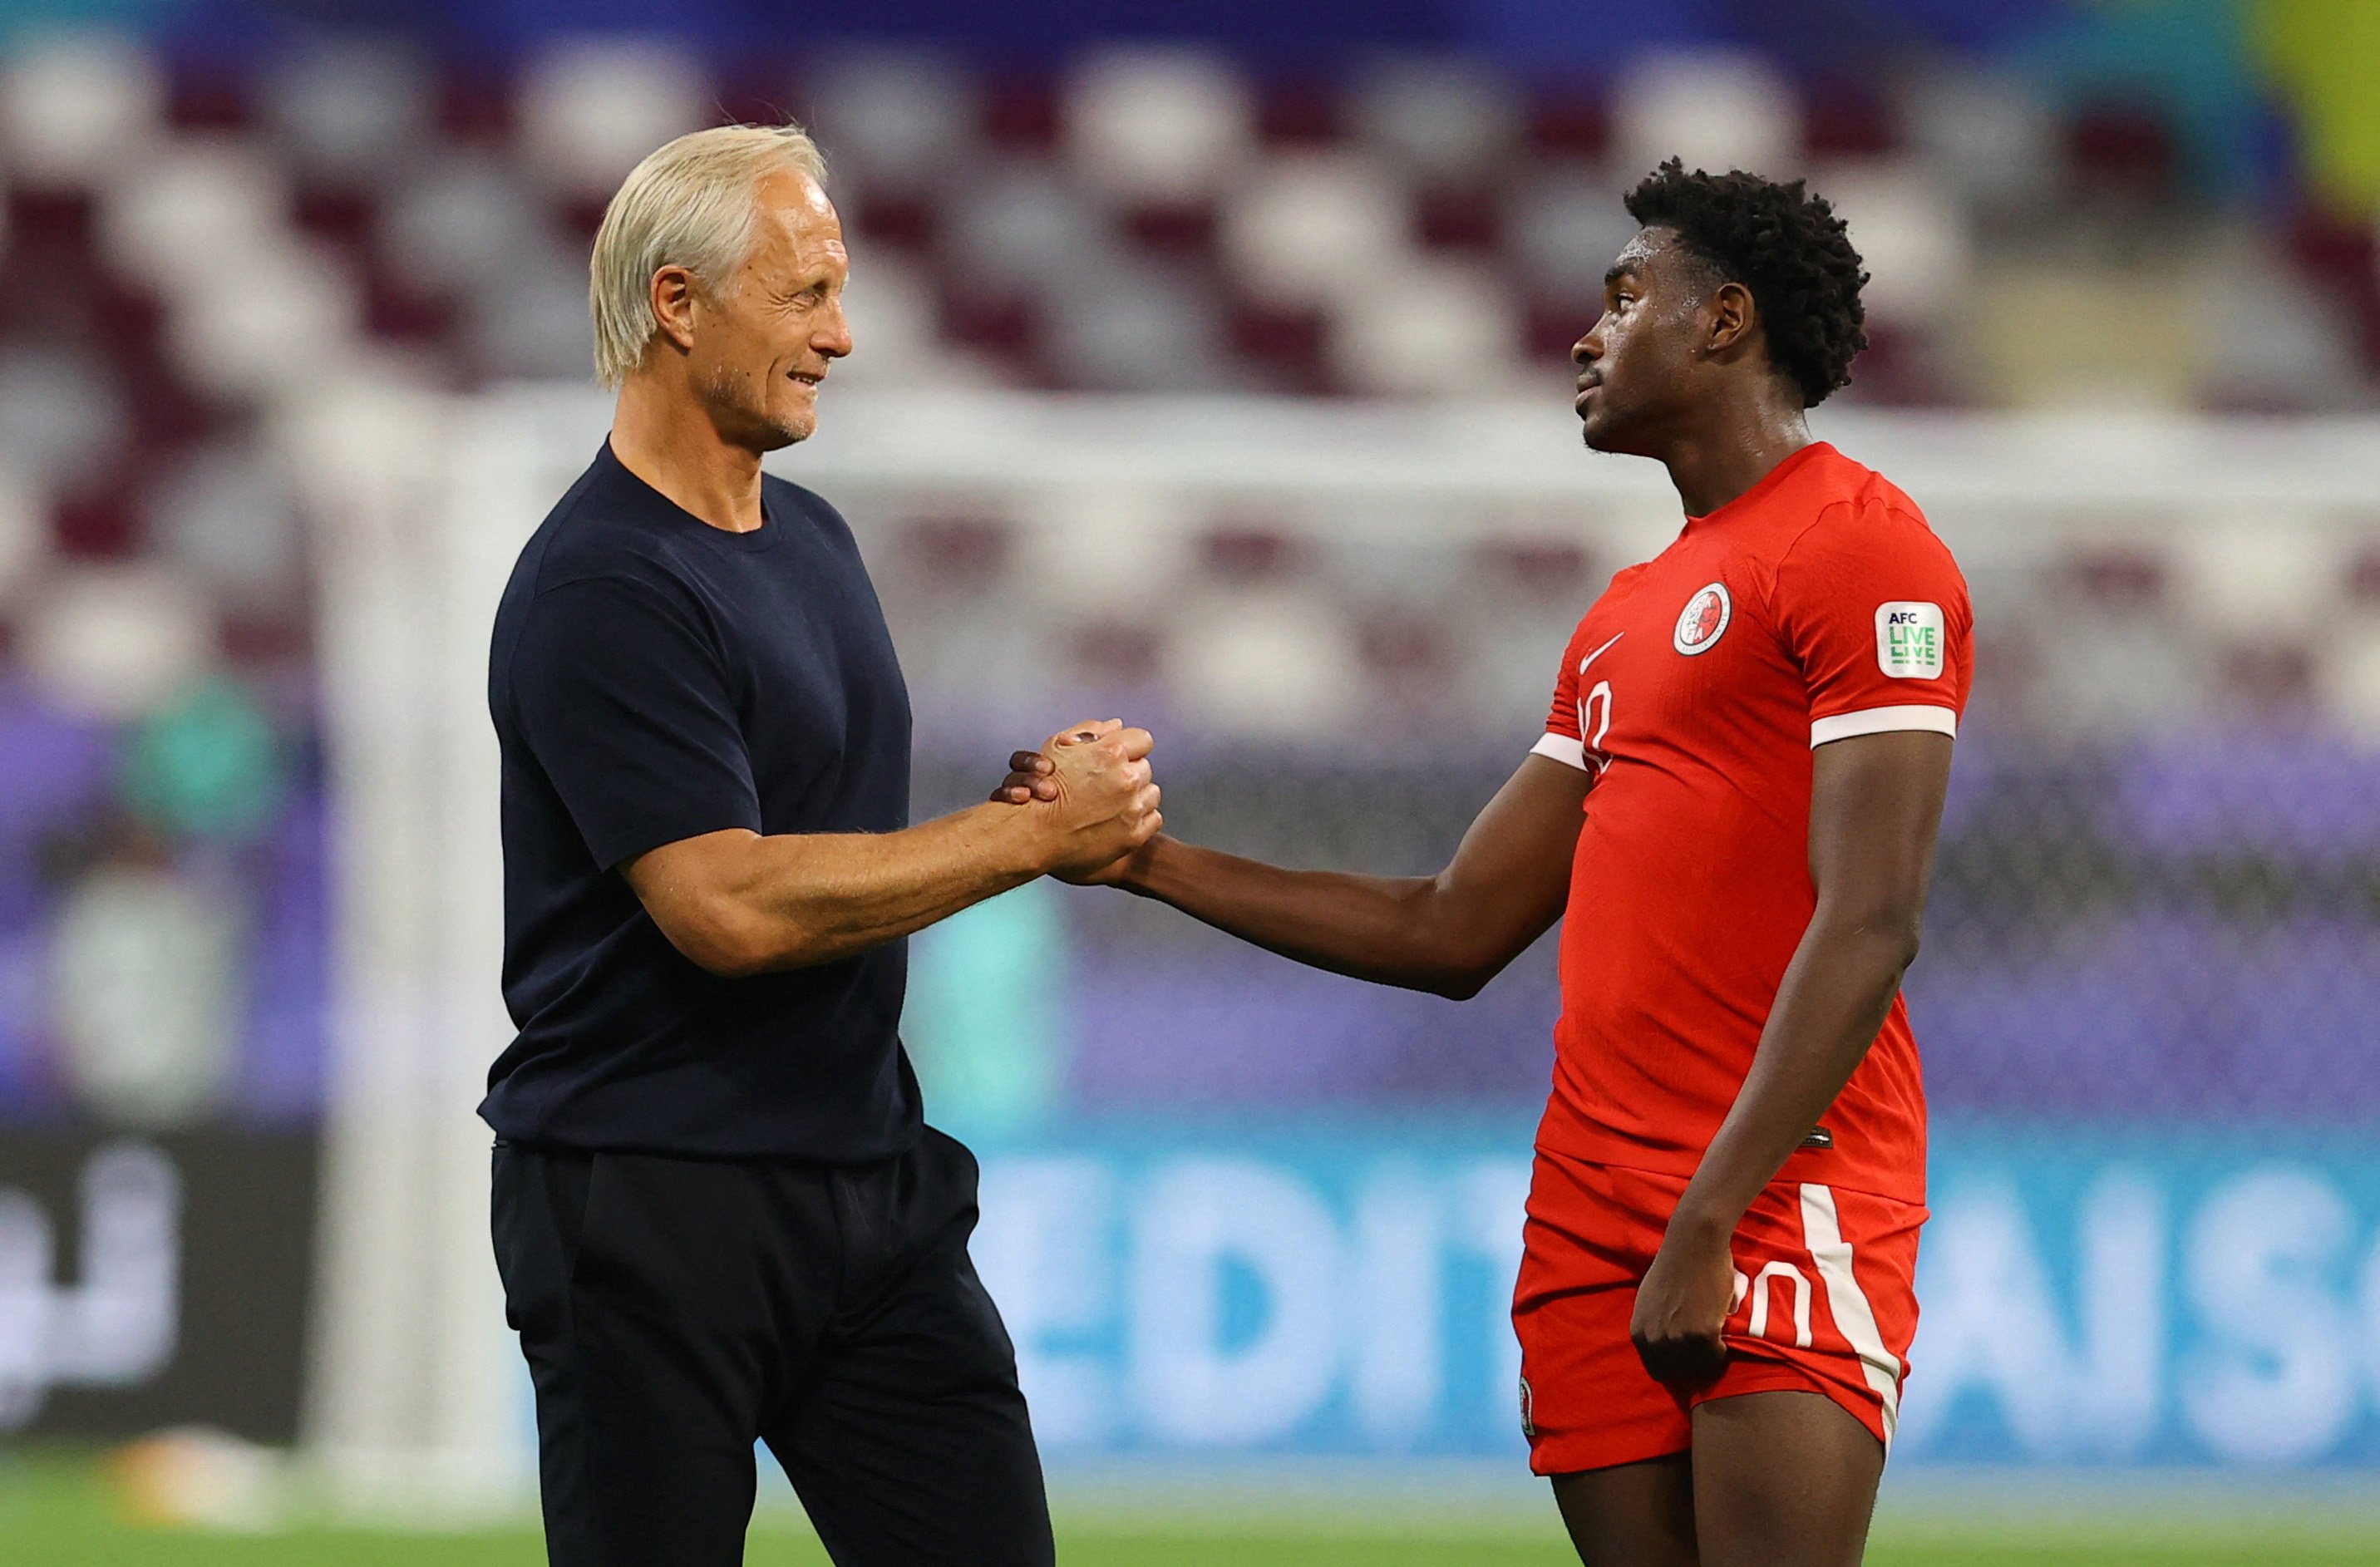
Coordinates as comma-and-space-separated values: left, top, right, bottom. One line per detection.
1003, 719, 1161, 878
992, 726, 1161, 885
1629, 1215, 1736, 1387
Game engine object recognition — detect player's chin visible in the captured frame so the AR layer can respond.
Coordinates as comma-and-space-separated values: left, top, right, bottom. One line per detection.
1578, 407, 1643, 456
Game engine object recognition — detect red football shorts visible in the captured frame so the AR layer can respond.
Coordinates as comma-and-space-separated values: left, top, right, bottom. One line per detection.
1512, 1149, 1924, 1475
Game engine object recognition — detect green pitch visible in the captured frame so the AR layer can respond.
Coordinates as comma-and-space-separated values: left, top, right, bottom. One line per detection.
8, 1450, 2380, 1565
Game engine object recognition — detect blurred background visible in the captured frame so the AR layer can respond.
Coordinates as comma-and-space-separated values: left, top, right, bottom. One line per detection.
3, 0, 2380, 1560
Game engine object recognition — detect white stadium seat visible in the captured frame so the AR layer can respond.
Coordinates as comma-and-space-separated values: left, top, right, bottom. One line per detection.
942, 160, 1123, 298
382, 154, 555, 293
1064, 47, 1256, 204
516, 38, 712, 197
806, 50, 979, 193
263, 39, 436, 185
1809, 162, 1970, 325
1043, 262, 1229, 392
0, 346, 125, 487
1329, 257, 1524, 397
1348, 57, 1524, 182
1220, 150, 1412, 308
99, 140, 289, 293
1900, 69, 2059, 214
21, 564, 218, 719
0, 30, 165, 185
150, 442, 304, 610
467, 248, 599, 382
1610, 50, 1799, 182
1168, 587, 1364, 739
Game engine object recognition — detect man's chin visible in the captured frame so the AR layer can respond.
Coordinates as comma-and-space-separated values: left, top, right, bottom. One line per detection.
753, 410, 815, 451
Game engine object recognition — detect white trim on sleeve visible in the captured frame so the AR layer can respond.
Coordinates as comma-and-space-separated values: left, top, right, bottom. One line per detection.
1809, 704, 1958, 748
1530, 732, 1589, 771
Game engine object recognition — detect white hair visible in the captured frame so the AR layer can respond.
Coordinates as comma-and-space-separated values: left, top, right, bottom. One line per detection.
588, 122, 829, 390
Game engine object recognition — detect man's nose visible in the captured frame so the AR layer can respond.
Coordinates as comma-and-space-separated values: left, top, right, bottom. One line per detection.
818, 299, 853, 358
1572, 324, 1605, 367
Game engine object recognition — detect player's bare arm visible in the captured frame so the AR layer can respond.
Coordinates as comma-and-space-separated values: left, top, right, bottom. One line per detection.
628, 720, 1160, 977
1629, 727, 1953, 1388
997, 744, 1589, 998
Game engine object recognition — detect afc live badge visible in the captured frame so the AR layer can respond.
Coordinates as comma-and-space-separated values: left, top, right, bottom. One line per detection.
1875, 602, 1944, 678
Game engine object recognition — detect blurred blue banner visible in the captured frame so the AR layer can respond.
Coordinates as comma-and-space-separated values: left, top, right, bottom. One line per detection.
971, 1121, 2380, 1469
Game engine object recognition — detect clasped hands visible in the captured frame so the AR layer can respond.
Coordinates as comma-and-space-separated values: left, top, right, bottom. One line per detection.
990, 719, 1162, 884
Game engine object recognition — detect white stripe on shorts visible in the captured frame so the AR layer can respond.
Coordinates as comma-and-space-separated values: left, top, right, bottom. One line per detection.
1798, 1183, 1903, 1449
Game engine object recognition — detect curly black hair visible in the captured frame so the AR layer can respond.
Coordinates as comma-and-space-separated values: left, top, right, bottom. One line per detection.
1623, 160, 1870, 408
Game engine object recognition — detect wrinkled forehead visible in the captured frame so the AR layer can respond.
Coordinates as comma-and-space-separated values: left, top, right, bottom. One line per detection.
749, 169, 845, 258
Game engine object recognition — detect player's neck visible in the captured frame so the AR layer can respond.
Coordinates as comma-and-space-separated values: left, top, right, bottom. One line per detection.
1660, 400, 1812, 520
609, 374, 767, 535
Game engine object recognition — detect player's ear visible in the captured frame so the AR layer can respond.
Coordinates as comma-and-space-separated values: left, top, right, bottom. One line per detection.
1706, 280, 1757, 357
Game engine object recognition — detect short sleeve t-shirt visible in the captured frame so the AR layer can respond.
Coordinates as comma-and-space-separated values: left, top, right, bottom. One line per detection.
1531, 442, 1971, 1205
480, 442, 920, 1162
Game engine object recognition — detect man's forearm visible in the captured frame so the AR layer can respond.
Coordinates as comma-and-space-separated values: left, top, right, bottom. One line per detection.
1122, 836, 1486, 997
1669, 914, 1918, 1236
654, 805, 1047, 975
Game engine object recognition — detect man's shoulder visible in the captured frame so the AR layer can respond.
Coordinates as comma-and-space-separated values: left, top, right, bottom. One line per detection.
514, 457, 692, 600
761, 470, 848, 532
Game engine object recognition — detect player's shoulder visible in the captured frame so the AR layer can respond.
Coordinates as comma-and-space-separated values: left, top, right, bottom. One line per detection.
1772, 446, 1952, 563
1782, 443, 1929, 526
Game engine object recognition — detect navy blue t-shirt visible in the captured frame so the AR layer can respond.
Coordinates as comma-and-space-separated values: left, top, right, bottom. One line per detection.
480, 442, 920, 1161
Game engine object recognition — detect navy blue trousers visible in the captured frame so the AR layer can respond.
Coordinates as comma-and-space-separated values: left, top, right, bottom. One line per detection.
491, 1128, 1052, 1567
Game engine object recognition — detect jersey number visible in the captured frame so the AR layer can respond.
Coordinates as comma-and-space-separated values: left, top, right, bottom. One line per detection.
1579, 681, 1613, 765
1574, 633, 1623, 770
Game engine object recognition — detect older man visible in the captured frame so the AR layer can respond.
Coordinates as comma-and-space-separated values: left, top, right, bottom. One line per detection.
482, 124, 1154, 1566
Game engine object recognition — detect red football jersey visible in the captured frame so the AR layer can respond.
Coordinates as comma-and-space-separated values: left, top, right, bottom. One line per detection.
1532, 442, 1972, 1206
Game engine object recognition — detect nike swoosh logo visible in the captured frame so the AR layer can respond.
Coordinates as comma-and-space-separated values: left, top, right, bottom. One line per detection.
1578, 632, 1624, 674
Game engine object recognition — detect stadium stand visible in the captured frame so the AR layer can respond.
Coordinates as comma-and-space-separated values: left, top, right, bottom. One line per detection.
0, 32, 2377, 1135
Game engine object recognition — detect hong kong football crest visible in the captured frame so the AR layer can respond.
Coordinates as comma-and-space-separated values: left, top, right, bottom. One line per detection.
1673, 581, 1732, 656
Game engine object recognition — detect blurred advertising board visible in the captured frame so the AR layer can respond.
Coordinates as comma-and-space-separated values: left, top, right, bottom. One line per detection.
0, 1130, 318, 1444
972, 1121, 2380, 1469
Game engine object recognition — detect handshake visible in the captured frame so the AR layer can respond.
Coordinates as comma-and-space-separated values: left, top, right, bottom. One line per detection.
988, 719, 1161, 886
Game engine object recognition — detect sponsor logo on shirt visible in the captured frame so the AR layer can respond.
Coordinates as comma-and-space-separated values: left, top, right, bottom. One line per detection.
1673, 582, 1732, 656
1875, 602, 1945, 678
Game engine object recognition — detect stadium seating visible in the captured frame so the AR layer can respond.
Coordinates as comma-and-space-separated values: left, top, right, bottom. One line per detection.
0, 32, 2377, 1130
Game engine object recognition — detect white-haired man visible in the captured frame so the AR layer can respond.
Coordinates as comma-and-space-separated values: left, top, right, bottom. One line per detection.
483, 124, 1154, 1566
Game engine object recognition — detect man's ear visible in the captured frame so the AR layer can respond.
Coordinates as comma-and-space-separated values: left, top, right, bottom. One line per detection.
1705, 279, 1757, 357
649, 265, 700, 354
